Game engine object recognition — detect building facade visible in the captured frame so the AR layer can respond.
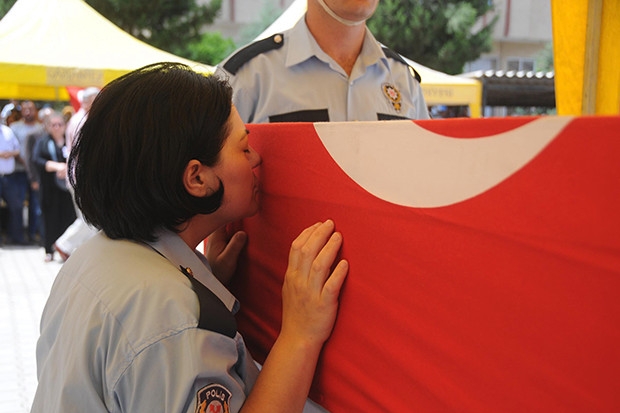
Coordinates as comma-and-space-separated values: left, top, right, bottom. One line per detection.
203, 0, 296, 42
465, 0, 553, 72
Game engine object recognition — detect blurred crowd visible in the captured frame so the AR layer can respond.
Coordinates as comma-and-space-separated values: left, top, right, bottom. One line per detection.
0, 88, 99, 262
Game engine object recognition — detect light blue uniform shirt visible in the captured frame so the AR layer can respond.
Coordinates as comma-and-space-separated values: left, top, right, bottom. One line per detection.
32, 231, 258, 413
217, 17, 430, 123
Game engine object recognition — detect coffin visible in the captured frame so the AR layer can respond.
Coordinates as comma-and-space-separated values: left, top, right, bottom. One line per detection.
229, 116, 620, 412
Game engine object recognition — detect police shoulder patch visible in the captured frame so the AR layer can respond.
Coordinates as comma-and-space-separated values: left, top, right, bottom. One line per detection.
222, 33, 285, 75
381, 46, 422, 84
195, 383, 232, 413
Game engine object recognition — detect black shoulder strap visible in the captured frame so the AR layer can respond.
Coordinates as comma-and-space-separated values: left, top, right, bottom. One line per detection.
146, 244, 237, 338
381, 46, 422, 84
179, 266, 237, 339
222, 33, 285, 75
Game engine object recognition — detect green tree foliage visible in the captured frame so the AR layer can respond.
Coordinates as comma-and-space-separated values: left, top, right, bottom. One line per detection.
84, 0, 223, 58
186, 31, 237, 65
0, 0, 18, 17
368, 0, 497, 74
535, 42, 554, 72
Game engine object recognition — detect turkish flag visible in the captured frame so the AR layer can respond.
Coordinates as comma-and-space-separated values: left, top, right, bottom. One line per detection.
230, 116, 620, 412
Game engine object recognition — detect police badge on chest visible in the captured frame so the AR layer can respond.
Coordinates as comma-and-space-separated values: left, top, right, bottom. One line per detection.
382, 83, 402, 112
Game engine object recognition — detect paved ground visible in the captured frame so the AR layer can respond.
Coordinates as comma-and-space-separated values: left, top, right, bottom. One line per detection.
0, 244, 63, 413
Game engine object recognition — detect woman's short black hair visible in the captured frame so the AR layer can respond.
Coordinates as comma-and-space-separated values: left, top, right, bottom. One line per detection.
68, 62, 232, 243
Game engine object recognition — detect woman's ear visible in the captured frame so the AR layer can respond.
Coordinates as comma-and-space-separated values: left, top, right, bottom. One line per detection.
183, 159, 219, 197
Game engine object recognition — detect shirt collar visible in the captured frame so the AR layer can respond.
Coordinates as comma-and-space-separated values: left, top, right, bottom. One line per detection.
284, 17, 320, 68
285, 16, 387, 73
147, 229, 240, 314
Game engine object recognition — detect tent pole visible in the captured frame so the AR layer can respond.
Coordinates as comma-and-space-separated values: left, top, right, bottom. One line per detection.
582, 0, 602, 115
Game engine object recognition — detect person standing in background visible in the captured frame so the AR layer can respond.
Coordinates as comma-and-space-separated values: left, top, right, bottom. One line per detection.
53, 87, 101, 260
21, 107, 55, 247
0, 123, 22, 245
65, 87, 100, 150
10, 100, 44, 244
1, 100, 21, 126
216, 0, 429, 123
32, 112, 76, 262
61, 106, 75, 126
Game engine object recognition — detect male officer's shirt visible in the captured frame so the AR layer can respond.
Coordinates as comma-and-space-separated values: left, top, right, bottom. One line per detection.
217, 17, 430, 123
32, 231, 259, 413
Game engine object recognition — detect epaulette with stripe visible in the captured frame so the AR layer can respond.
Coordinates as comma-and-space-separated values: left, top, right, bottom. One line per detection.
381, 46, 422, 84
179, 265, 237, 338
222, 33, 285, 75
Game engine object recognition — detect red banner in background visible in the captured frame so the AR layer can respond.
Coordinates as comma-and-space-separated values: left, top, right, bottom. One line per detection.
230, 116, 620, 412
65, 86, 83, 112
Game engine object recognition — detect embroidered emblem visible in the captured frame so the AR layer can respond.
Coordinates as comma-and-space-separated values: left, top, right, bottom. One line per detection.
195, 384, 232, 413
382, 83, 402, 112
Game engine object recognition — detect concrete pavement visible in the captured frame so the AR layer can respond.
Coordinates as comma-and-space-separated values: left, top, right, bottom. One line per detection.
0, 244, 62, 413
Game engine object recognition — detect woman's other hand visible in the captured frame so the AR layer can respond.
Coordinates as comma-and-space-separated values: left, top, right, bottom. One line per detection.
206, 225, 248, 285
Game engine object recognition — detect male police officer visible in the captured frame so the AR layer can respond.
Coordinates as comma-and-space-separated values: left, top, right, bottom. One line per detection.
217, 0, 430, 123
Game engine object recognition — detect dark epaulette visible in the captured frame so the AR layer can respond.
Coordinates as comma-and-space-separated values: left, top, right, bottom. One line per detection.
381, 46, 422, 84
179, 266, 237, 338
222, 33, 285, 75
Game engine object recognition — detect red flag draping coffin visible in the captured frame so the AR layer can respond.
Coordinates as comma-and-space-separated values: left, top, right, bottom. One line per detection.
230, 116, 620, 412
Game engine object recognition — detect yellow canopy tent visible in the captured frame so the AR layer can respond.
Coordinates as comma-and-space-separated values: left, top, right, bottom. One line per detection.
405, 59, 482, 118
0, 0, 212, 101
252, 0, 483, 118
551, 0, 620, 115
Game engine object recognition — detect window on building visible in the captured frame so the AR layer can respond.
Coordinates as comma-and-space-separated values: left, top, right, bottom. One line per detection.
506, 58, 535, 72
464, 57, 498, 73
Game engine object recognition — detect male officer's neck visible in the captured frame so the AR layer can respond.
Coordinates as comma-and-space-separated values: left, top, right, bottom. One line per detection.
305, 13, 366, 77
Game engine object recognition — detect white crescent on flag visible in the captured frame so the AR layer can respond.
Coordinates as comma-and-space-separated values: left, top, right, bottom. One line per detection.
315, 116, 573, 207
